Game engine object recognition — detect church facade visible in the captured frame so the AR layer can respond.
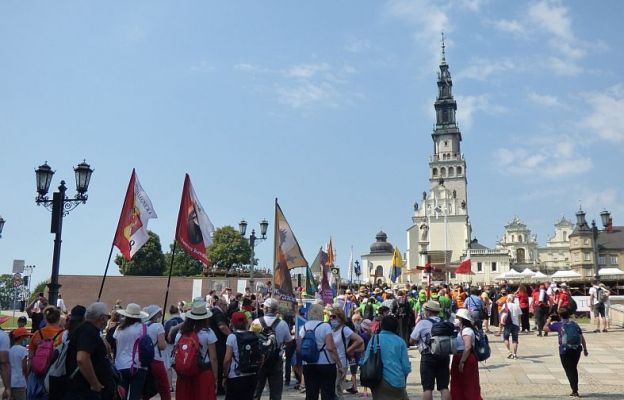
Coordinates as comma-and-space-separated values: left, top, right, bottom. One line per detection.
405, 43, 471, 282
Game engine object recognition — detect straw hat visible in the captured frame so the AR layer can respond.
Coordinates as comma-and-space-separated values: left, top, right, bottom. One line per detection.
117, 303, 148, 319
143, 305, 163, 321
456, 308, 474, 323
423, 300, 441, 313
185, 300, 213, 320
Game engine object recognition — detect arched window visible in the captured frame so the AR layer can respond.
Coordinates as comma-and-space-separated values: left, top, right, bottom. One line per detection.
563, 231, 568, 241
432, 168, 438, 176
457, 166, 462, 175
374, 265, 384, 278
511, 234, 515, 242
518, 234, 523, 243
441, 167, 447, 177
448, 167, 455, 177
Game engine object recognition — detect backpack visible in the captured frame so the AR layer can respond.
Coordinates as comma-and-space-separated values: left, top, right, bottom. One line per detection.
258, 317, 281, 366
561, 321, 581, 351
426, 318, 456, 357
596, 288, 608, 303
132, 324, 155, 372
31, 330, 63, 375
300, 322, 326, 363
363, 303, 375, 320
234, 331, 262, 374
397, 297, 411, 318
44, 338, 79, 395
567, 296, 578, 314
501, 304, 514, 327
164, 317, 183, 345
472, 329, 491, 362
172, 330, 208, 377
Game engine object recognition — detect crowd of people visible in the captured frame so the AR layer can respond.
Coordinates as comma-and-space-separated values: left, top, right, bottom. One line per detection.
0, 278, 611, 400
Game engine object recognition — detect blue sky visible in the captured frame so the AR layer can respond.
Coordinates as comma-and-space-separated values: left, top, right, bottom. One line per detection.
1, 1, 622, 289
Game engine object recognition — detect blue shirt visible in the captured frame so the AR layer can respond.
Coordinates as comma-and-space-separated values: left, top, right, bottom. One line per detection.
548, 319, 583, 355
465, 295, 484, 312
362, 330, 411, 388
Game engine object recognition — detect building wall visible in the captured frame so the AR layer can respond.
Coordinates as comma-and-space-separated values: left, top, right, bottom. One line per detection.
452, 250, 511, 285
361, 254, 394, 285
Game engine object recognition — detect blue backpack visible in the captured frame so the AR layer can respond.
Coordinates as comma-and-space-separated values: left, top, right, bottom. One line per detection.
561, 321, 581, 351
132, 324, 155, 371
300, 322, 326, 363
473, 329, 491, 362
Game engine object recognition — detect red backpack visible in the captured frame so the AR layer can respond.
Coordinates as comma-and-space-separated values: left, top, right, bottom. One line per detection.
31, 330, 63, 375
173, 330, 207, 377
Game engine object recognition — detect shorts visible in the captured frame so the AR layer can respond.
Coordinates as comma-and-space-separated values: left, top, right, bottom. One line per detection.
594, 303, 606, 317
503, 324, 519, 343
420, 353, 450, 391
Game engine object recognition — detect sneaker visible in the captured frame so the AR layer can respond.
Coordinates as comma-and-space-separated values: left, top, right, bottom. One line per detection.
512, 354, 518, 359
602, 329, 608, 333
592, 329, 600, 333
536, 333, 542, 337
507, 353, 513, 359
346, 387, 359, 394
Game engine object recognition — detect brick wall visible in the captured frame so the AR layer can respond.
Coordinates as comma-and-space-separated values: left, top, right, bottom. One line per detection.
58, 275, 247, 311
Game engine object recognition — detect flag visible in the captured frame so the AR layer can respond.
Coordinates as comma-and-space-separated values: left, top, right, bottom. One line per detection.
317, 247, 333, 305
390, 246, 403, 283
273, 200, 308, 293
113, 169, 158, 260
175, 174, 214, 265
456, 255, 472, 274
305, 266, 317, 296
327, 238, 336, 292
348, 246, 354, 283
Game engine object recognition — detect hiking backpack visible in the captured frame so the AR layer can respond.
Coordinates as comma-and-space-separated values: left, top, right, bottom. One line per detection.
258, 317, 281, 366
561, 321, 581, 351
300, 322, 326, 363
426, 318, 456, 357
473, 329, 491, 362
596, 288, 609, 303
31, 330, 63, 375
132, 324, 155, 371
173, 330, 208, 377
234, 331, 262, 374
501, 304, 514, 327
44, 338, 80, 394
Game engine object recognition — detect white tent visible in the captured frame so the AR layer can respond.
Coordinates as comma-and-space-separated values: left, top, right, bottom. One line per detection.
504, 269, 523, 280
520, 268, 536, 277
598, 267, 624, 277
551, 270, 581, 280
533, 271, 548, 279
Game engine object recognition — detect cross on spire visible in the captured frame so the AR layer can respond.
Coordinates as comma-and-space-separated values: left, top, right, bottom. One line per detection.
441, 32, 447, 64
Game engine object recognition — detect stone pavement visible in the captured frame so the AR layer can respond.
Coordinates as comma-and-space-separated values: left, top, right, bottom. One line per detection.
275, 324, 624, 400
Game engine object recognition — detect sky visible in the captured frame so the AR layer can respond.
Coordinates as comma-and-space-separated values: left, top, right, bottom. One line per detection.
1, 1, 623, 290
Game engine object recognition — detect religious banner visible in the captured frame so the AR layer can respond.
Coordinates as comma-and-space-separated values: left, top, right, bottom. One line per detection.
175, 174, 214, 265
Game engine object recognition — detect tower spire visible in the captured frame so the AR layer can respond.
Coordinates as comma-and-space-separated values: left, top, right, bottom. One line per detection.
441, 32, 447, 64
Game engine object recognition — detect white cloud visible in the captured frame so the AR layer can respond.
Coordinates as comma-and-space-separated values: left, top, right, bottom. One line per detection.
527, 92, 561, 107
457, 0, 484, 12
457, 58, 518, 81
495, 135, 592, 178
190, 60, 215, 72
548, 56, 583, 77
580, 84, 624, 144
276, 81, 339, 109
455, 95, 506, 130
491, 19, 526, 36
285, 63, 330, 79
344, 38, 370, 54
528, 0, 574, 42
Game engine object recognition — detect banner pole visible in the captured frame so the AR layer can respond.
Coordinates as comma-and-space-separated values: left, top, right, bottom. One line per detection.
162, 241, 177, 324
97, 243, 116, 302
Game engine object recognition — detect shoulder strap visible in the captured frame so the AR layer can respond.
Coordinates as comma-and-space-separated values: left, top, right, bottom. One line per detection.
259, 317, 267, 329
52, 330, 64, 343
270, 318, 280, 330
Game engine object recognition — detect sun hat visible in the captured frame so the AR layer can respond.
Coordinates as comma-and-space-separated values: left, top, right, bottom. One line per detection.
456, 308, 474, 323
117, 303, 149, 319
185, 300, 213, 320
11, 327, 31, 340
143, 305, 163, 321
423, 300, 441, 313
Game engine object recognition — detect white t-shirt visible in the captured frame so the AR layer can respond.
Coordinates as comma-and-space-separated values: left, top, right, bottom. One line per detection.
9, 345, 27, 388
332, 326, 353, 368
588, 286, 597, 306
175, 328, 218, 360
507, 303, 521, 327
226, 331, 255, 378
113, 322, 145, 370
298, 321, 333, 365
252, 316, 292, 356
57, 298, 67, 313
147, 322, 166, 362
0, 331, 10, 352
455, 327, 475, 352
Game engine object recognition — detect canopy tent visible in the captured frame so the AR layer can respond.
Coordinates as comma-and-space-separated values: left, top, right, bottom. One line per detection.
494, 269, 523, 280
533, 271, 548, 279
551, 270, 582, 280
520, 268, 536, 277
598, 267, 624, 277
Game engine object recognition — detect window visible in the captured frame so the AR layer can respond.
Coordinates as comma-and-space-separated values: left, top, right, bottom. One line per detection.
477, 262, 483, 272
491, 262, 497, 272
450, 272, 456, 279
448, 167, 455, 177
611, 256, 619, 265
511, 234, 515, 242
599, 256, 606, 265
563, 231, 568, 241
457, 166, 462, 175
441, 167, 447, 177
584, 253, 591, 261
518, 234, 523, 243
584, 238, 589, 245
432, 168, 438, 176
573, 253, 579, 262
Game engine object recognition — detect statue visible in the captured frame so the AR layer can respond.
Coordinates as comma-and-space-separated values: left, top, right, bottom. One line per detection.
422, 191, 427, 201
413, 201, 419, 211
453, 189, 457, 199
420, 223, 429, 241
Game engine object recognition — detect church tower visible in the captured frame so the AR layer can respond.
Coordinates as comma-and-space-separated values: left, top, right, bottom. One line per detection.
406, 36, 471, 280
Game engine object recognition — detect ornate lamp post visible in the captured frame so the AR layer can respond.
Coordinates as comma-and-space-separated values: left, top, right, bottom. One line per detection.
0, 215, 5, 238
239, 218, 269, 290
35, 160, 93, 305
591, 210, 612, 282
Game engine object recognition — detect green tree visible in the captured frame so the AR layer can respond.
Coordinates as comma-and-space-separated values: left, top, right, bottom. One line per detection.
0, 275, 21, 310
207, 226, 252, 270
164, 241, 204, 276
116, 231, 166, 276
30, 280, 49, 302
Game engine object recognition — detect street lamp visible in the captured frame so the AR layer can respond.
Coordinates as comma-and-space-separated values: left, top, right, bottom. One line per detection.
35, 160, 93, 305
239, 218, 269, 290
590, 210, 612, 282
0, 215, 5, 238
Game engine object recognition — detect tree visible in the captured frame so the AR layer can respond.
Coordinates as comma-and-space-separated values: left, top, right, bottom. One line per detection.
0, 275, 22, 310
164, 241, 204, 276
116, 231, 166, 276
207, 226, 252, 271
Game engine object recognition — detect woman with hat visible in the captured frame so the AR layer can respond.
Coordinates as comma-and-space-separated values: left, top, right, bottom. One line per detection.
174, 300, 218, 400
450, 309, 482, 400
113, 303, 150, 400
143, 305, 170, 400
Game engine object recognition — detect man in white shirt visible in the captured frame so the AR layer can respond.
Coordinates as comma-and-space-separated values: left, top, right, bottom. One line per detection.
503, 294, 522, 359
251, 298, 293, 400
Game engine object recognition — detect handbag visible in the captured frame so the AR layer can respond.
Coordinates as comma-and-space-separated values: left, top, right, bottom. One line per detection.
360, 334, 383, 388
